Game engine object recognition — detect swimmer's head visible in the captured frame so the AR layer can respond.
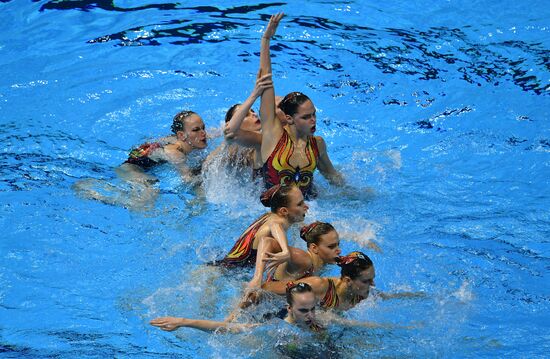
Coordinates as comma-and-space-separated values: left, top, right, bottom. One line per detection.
278, 92, 311, 117
337, 251, 375, 298
279, 92, 316, 135
260, 184, 308, 222
225, 104, 239, 123
286, 282, 317, 326
172, 110, 208, 149
300, 222, 341, 264
225, 104, 261, 132
171, 110, 197, 134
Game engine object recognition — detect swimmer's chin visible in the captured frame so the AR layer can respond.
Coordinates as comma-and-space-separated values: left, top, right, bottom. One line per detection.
196, 140, 208, 148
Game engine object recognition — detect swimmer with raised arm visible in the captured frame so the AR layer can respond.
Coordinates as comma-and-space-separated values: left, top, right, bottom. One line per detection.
203, 72, 273, 174
150, 282, 322, 333
258, 13, 345, 198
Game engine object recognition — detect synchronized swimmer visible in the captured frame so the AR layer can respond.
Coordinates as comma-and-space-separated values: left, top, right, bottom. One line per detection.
71, 12, 422, 341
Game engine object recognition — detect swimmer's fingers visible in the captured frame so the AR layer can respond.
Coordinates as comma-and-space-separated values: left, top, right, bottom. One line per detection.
223, 123, 237, 139
263, 13, 284, 39
263, 251, 290, 269
252, 73, 273, 97
264, 260, 279, 272
150, 317, 182, 331
240, 289, 262, 308
256, 73, 273, 88
256, 73, 272, 82
264, 251, 290, 261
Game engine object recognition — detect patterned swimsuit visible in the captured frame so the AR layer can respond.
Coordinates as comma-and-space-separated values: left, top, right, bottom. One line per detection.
262, 129, 319, 198
222, 213, 270, 267
124, 142, 165, 169
320, 279, 364, 310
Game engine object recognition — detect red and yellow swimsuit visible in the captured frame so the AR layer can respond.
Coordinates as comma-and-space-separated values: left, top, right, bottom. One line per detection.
320, 279, 364, 310
262, 129, 319, 197
124, 142, 165, 169
222, 213, 270, 267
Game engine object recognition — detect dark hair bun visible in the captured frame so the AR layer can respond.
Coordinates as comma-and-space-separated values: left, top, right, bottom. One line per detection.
300, 221, 321, 241
260, 185, 281, 207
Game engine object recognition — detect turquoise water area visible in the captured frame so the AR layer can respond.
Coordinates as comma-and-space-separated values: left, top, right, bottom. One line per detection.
1, 1, 549, 357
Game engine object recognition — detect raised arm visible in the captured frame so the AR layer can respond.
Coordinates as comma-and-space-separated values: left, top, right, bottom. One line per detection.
247, 222, 290, 289
259, 13, 284, 160
224, 72, 273, 136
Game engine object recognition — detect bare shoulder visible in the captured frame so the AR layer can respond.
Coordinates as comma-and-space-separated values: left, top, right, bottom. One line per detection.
162, 144, 185, 162
289, 247, 311, 267
301, 276, 328, 294
314, 136, 327, 152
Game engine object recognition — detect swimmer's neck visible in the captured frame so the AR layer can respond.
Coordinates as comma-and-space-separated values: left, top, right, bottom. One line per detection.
284, 314, 313, 331
307, 251, 325, 272
271, 212, 292, 230
287, 125, 310, 141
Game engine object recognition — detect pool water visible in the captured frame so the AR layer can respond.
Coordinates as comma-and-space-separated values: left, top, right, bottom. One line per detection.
1, 1, 549, 358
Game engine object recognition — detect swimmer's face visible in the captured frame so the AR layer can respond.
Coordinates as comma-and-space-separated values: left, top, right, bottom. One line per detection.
312, 230, 341, 264
350, 266, 376, 298
288, 291, 317, 326
240, 107, 261, 132
285, 187, 308, 223
182, 114, 207, 149
290, 100, 316, 135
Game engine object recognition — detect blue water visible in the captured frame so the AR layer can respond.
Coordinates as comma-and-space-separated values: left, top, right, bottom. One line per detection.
1, 1, 549, 358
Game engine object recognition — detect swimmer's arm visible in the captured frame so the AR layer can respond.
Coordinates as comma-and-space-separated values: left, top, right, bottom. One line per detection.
317, 311, 387, 329
315, 137, 345, 186
225, 73, 273, 136
259, 14, 284, 155
150, 317, 258, 334
225, 129, 262, 148
175, 164, 198, 184
261, 279, 287, 295
115, 163, 158, 185
376, 290, 426, 300
283, 248, 313, 278
202, 145, 222, 170
162, 147, 201, 185
263, 222, 291, 272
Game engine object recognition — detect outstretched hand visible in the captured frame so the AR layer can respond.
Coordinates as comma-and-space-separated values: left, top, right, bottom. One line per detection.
150, 317, 184, 331
263, 13, 284, 40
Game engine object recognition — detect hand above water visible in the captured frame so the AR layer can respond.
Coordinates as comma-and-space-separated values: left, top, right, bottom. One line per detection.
263, 13, 284, 40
